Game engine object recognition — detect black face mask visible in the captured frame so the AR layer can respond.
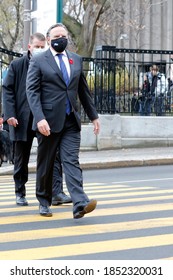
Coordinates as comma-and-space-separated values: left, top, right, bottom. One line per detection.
51, 37, 68, 53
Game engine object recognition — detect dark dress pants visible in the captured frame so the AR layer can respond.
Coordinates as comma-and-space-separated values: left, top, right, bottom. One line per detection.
52, 150, 63, 196
14, 129, 35, 196
36, 113, 89, 206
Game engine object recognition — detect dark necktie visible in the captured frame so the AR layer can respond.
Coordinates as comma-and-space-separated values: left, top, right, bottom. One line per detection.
57, 53, 71, 114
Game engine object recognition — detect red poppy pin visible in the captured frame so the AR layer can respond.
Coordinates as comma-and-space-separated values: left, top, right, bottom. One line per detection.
69, 59, 73, 64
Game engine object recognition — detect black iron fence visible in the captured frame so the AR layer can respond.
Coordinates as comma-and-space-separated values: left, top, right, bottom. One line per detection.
93, 46, 173, 117
1, 46, 173, 120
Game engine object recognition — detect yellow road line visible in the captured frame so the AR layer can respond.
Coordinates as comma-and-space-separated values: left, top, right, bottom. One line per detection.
0, 185, 156, 194
98, 195, 173, 205
0, 199, 37, 206
0, 195, 173, 213
1, 188, 173, 203
0, 217, 172, 243
0, 203, 172, 225
0, 182, 102, 189
0, 186, 156, 198
1, 233, 173, 260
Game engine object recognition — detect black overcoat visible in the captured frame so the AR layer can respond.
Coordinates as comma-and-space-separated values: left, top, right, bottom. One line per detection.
2, 52, 31, 141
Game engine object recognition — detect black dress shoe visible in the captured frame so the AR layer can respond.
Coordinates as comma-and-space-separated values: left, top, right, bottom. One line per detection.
73, 199, 97, 219
39, 205, 52, 217
52, 192, 72, 205
16, 196, 28, 206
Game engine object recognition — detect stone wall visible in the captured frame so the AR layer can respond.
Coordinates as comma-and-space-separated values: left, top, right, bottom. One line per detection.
81, 115, 173, 150
32, 114, 173, 152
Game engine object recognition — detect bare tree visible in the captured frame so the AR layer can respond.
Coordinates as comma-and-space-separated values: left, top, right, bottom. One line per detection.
63, 0, 168, 52
63, 0, 109, 57
0, 0, 23, 52
106, 0, 167, 49
0, 0, 169, 57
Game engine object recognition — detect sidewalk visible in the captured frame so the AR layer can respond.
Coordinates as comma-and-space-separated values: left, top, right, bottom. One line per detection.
1, 146, 173, 175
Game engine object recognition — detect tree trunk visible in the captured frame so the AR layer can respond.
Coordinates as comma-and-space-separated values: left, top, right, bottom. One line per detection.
64, 0, 108, 57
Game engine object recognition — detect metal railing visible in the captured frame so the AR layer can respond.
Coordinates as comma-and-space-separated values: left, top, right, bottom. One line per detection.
1, 46, 173, 121
93, 46, 173, 117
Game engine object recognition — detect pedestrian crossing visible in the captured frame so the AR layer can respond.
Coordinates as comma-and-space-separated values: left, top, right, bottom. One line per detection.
0, 174, 173, 260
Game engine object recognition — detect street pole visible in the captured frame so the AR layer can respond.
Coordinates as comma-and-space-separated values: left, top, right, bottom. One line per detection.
56, 0, 63, 22
23, 0, 31, 53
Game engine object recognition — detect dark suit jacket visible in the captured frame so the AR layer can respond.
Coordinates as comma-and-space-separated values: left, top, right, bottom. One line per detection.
26, 48, 98, 132
2, 52, 31, 141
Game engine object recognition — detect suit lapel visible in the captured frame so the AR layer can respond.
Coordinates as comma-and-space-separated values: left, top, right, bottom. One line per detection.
45, 49, 75, 86
45, 49, 64, 82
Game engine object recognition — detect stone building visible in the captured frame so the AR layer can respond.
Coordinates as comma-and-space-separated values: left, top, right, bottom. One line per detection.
30, 0, 173, 51
95, 0, 173, 51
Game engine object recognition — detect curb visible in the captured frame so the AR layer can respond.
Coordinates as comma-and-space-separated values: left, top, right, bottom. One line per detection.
80, 158, 173, 169
1, 157, 173, 175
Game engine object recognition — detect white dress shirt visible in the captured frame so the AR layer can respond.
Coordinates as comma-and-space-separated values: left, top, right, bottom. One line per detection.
50, 48, 71, 78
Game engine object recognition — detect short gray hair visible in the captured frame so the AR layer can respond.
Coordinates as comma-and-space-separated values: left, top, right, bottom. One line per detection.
29, 32, 46, 43
46, 23, 68, 38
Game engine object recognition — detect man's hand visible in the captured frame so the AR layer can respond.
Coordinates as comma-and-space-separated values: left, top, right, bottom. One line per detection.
92, 118, 100, 135
37, 119, 50, 136
7, 117, 18, 127
0, 117, 3, 126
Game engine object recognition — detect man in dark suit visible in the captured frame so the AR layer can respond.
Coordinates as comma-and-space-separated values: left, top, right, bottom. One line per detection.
26, 23, 100, 218
2, 32, 71, 206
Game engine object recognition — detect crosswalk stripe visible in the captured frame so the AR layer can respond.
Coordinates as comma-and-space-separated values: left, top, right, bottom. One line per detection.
1, 234, 173, 260
0, 194, 173, 213
0, 195, 173, 213
0, 203, 172, 225
0, 175, 173, 260
0, 182, 103, 189
0, 185, 156, 194
0, 186, 156, 198
0, 217, 172, 243
0, 189, 173, 203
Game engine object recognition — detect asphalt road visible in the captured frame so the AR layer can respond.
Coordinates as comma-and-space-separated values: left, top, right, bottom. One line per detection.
0, 165, 173, 260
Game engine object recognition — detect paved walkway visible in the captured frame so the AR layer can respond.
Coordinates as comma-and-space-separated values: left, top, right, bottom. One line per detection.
1, 146, 173, 175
